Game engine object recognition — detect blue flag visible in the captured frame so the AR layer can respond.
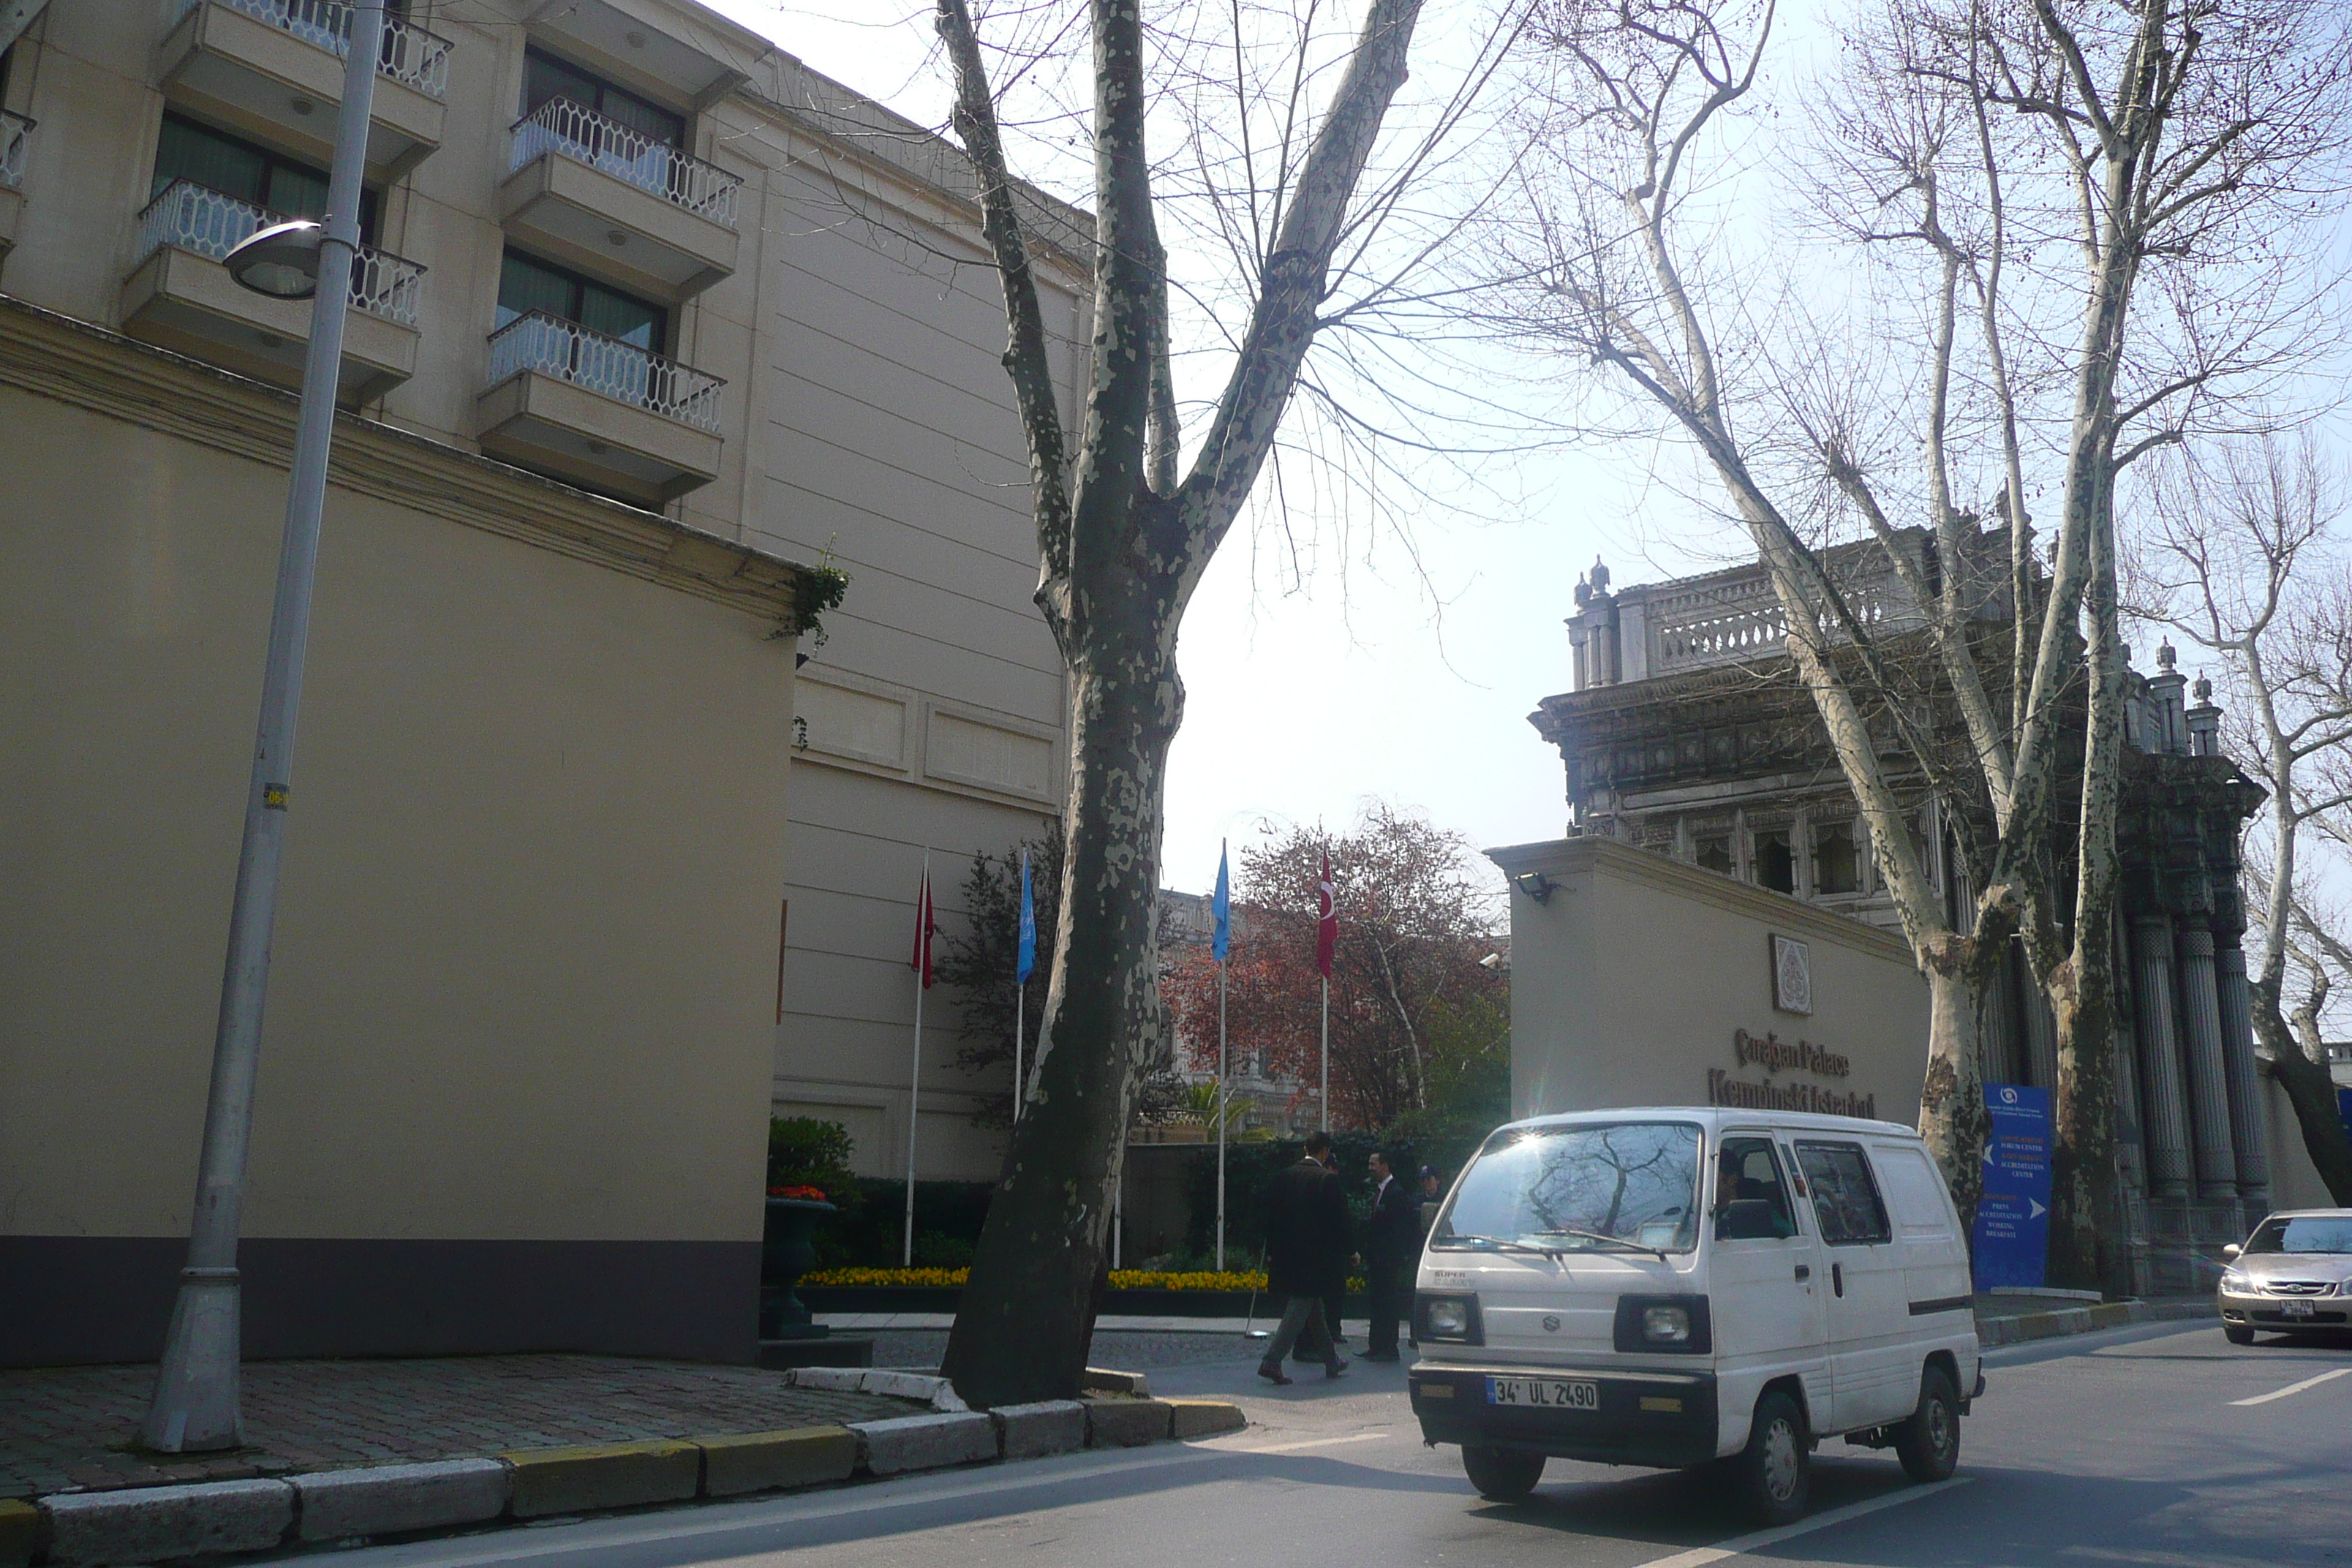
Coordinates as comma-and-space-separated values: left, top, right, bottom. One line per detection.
1212, 844, 1230, 964
1016, 854, 1036, 986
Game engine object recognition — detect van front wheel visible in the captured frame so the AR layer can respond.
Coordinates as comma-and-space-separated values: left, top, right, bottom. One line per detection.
1735, 1390, 1811, 1526
1893, 1366, 1961, 1483
1461, 1445, 1545, 1501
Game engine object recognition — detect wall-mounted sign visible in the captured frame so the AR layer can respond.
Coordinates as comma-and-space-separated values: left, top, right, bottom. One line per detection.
1732, 1028, 1850, 1079
1771, 935, 1812, 1014
1709, 1026, 1871, 1117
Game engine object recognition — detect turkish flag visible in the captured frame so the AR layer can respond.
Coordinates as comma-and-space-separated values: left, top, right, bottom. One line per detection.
1316, 851, 1337, 978
910, 867, 935, 989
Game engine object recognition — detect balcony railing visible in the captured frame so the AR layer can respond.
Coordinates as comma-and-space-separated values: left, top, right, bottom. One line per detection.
1, 111, 31, 189
176, 0, 454, 99
486, 311, 724, 433
510, 98, 741, 227
135, 180, 426, 327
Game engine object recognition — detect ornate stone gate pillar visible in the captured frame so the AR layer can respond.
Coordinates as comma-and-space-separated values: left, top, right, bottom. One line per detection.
2174, 914, 2238, 1198
2207, 821, 2271, 1205
2131, 912, 2195, 1198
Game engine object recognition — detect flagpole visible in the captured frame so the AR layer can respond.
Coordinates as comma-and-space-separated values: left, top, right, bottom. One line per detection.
905, 850, 927, 1270
1216, 949, 1227, 1274
1319, 978, 1330, 1134
1013, 983, 1022, 1126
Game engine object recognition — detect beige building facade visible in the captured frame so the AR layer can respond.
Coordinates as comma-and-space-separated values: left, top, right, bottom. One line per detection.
0, 0, 1079, 1365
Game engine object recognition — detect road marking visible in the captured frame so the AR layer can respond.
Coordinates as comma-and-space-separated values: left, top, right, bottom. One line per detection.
1226, 1431, 1389, 1455
1627, 1478, 1973, 1568
2230, 1367, 2352, 1406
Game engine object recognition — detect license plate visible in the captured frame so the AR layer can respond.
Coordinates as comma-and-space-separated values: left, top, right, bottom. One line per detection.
1487, 1376, 1599, 1410
2281, 1298, 2316, 1319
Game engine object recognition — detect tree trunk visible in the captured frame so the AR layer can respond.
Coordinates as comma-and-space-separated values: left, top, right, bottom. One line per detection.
939, 606, 1179, 1407
2250, 988, 2352, 1205
2046, 939, 2127, 1293
1918, 948, 1989, 1232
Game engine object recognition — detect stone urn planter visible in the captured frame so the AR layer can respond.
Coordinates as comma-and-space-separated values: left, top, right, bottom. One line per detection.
760, 1195, 837, 1339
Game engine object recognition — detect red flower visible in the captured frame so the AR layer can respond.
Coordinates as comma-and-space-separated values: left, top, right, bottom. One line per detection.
766, 1185, 827, 1202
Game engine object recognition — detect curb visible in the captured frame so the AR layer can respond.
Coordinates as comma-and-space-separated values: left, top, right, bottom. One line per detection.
13, 1391, 1250, 1565
1977, 1297, 2216, 1347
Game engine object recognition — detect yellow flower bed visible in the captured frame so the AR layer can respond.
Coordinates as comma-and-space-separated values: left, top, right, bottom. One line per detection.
802, 1267, 1366, 1292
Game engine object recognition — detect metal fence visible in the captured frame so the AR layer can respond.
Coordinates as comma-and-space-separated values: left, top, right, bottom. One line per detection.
486, 311, 724, 433
0, 111, 30, 189
181, 0, 453, 98
510, 97, 741, 227
135, 180, 426, 327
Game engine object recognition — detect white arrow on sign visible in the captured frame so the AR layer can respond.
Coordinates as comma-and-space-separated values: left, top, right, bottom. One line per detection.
2029, 1199, 2047, 1219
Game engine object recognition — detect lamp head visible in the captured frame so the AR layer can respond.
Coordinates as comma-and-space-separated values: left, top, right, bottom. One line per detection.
225, 219, 325, 299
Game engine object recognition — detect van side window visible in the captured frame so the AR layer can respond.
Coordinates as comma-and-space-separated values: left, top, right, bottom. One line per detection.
1713, 1136, 1798, 1240
1793, 1141, 1892, 1245
1870, 1145, 1956, 1239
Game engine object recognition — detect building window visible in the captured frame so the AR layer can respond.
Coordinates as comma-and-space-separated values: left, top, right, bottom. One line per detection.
524, 47, 685, 148
151, 113, 377, 238
1696, 836, 1734, 878
1753, 829, 1795, 895
497, 249, 666, 350
1813, 821, 1859, 896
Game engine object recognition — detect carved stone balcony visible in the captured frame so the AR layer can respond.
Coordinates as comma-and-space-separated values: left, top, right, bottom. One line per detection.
121, 180, 424, 402
476, 312, 723, 504
0, 111, 29, 263
498, 98, 739, 302
157, 0, 452, 181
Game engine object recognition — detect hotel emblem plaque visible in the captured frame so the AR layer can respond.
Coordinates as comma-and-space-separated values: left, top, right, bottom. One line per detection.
1770, 934, 1812, 1015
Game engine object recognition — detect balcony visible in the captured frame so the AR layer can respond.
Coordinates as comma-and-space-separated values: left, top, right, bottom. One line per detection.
498, 99, 740, 301
476, 312, 723, 504
121, 180, 425, 402
156, 0, 452, 181
0, 112, 29, 262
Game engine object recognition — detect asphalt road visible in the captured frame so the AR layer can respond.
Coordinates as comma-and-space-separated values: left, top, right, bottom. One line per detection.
325, 1321, 2352, 1568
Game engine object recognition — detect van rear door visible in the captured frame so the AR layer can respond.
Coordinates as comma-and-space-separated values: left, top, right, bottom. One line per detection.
1868, 1139, 1975, 1333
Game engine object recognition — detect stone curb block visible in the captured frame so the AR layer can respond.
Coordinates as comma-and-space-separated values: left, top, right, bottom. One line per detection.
1082, 1397, 1172, 1448
501, 1441, 701, 1519
990, 1401, 1088, 1460
1082, 1368, 1151, 1396
1, 1499, 40, 1568
1977, 1298, 2215, 1347
294, 1458, 509, 1542
698, 1428, 859, 1498
42, 1478, 293, 1567
781, 1368, 967, 1411
849, 1413, 998, 1476
1164, 1400, 1248, 1440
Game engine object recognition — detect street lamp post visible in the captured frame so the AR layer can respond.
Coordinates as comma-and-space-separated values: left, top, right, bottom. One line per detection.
140, 0, 385, 1454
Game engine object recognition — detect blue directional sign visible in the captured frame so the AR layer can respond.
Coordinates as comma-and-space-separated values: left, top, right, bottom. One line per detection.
1972, 1083, 2053, 1290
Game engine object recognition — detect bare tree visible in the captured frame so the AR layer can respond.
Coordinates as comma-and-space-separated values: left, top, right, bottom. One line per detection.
1506, 0, 2351, 1284
928, 0, 1519, 1407
2146, 436, 2352, 1201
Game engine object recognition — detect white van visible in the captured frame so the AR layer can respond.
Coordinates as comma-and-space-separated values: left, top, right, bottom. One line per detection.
1407, 1107, 1981, 1523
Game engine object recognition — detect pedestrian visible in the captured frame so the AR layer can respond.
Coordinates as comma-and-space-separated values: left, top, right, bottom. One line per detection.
1362, 1149, 1420, 1361
1257, 1131, 1351, 1385
1419, 1164, 1444, 1231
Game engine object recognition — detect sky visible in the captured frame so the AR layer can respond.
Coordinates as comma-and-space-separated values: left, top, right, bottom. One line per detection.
713, 1, 1670, 895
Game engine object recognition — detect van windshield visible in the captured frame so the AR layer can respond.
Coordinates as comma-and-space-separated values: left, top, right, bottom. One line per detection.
1433, 1122, 1702, 1256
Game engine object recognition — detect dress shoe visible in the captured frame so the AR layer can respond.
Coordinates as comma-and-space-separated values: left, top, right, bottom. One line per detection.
1360, 1349, 1401, 1362
1324, 1357, 1350, 1379
1257, 1362, 1294, 1386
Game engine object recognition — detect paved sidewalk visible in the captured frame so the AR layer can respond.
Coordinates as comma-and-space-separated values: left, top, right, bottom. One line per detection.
0, 1355, 918, 1501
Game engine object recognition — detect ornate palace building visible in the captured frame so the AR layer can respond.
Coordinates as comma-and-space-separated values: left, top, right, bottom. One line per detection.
1526, 530, 2313, 1293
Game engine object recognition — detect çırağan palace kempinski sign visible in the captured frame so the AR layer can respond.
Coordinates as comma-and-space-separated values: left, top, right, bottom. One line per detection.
1706, 1028, 1880, 1120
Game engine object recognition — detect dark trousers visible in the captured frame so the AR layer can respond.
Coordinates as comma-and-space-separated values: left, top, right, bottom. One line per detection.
1261, 1294, 1338, 1369
1295, 1288, 1346, 1359
1367, 1264, 1411, 1357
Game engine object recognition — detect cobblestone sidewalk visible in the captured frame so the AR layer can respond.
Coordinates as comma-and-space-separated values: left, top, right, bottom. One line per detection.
0, 1355, 919, 1501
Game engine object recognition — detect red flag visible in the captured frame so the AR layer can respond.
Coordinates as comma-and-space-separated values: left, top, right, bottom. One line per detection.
1316, 851, 1337, 978
910, 867, 935, 990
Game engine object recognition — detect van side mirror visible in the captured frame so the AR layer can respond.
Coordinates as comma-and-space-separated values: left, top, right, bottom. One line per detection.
1716, 1199, 1790, 1242
2222, 1243, 2241, 1261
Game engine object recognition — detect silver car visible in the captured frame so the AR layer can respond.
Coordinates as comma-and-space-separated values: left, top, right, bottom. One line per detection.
2218, 1209, 2352, 1345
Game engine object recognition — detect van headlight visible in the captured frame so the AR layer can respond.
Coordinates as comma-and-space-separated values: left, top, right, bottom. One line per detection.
1613, 1294, 1711, 1354
1416, 1293, 1482, 1344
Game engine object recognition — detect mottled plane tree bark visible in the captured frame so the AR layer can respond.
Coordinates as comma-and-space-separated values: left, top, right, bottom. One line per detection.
930, 0, 1443, 1408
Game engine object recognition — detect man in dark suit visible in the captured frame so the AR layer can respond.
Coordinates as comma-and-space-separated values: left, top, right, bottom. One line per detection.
1257, 1131, 1350, 1384
1362, 1149, 1420, 1361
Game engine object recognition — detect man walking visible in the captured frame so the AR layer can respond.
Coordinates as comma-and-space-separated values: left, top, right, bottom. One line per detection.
1362, 1150, 1420, 1361
1258, 1132, 1350, 1385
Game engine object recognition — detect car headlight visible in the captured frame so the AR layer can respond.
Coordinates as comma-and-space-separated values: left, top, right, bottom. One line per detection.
1422, 1295, 1472, 1338
1642, 1304, 1692, 1343
2220, 1267, 2250, 1292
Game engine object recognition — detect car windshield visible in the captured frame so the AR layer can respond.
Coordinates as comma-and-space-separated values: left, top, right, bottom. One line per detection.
1433, 1121, 1702, 1254
2244, 1216, 2352, 1255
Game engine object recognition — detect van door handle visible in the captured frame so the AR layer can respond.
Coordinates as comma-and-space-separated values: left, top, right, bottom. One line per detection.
1831, 1262, 1844, 1297
1793, 1264, 1810, 1281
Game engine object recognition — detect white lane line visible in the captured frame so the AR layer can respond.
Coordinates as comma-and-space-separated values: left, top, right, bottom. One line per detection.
2230, 1366, 2352, 1407
1223, 1431, 1389, 1455
1627, 1478, 1974, 1568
